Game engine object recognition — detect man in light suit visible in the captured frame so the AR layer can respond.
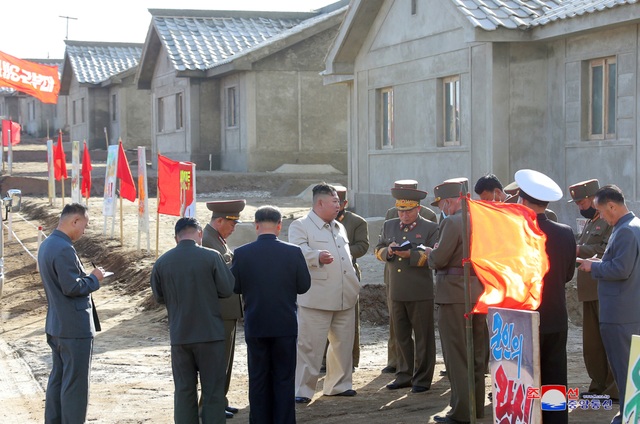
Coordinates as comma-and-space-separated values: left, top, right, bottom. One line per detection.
202, 199, 246, 418
38, 203, 105, 424
231, 205, 311, 424
289, 183, 361, 403
151, 217, 234, 424
579, 185, 640, 424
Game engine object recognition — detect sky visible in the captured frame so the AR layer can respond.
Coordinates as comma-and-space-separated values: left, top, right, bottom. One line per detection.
1, 0, 336, 60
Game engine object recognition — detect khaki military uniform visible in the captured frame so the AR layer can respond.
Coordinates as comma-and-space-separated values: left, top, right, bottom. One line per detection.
383, 206, 437, 369
428, 210, 485, 422
376, 216, 438, 388
202, 224, 241, 406
577, 214, 618, 398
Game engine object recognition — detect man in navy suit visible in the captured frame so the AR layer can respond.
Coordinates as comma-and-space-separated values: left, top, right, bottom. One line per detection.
231, 205, 311, 424
38, 203, 105, 424
579, 185, 640, 424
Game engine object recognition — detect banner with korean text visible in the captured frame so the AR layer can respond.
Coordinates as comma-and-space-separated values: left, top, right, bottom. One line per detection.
0, 50, 60, 104
157, 154, 195, 218
489, 307, 541, 424
624, 335, 640, 423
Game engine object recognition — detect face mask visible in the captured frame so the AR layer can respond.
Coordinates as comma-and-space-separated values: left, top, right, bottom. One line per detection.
440, 211, 447, 220
580, 207, 597, 220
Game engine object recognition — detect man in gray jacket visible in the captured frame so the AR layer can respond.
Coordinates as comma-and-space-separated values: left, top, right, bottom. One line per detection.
152, 217, 234, 424
578, 185, 640, 424
38, 203, 105, 424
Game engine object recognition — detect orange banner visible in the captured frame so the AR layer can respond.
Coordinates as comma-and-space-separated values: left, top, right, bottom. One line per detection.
0, 50, 60, 104
468, 199, 549, 314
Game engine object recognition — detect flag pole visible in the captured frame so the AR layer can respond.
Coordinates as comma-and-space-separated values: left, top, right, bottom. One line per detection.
61, 179, 65, 207
119, 193, 124, 245
156, 154, 160, 259
461, 193, 477, 424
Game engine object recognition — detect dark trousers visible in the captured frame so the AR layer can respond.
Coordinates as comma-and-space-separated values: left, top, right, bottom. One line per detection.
438, 304, 486, 422
172, 341, 226, 424
391, 299, 435, 388
45, 335, 93, 424
540, 331, 568, 424
246, 336, 297, 424
583, 300, 618, 398
223, 319, 237, 405
600, 321, 640, 424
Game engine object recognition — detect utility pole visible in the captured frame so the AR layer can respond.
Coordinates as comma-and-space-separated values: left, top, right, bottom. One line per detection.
58, 15, 78, 40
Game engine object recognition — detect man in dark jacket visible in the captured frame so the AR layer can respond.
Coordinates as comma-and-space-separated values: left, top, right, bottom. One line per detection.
516, 169, 576, 424
231, 205, 311, 424
151, 217, 234, 424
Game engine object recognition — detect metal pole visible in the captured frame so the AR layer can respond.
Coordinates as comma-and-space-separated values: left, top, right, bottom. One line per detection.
7, 127, 12, 175
36, 226, 43, 272
461, 193, 477, 424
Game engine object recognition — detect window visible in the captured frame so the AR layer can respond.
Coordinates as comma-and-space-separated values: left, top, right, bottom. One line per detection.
157, 97, 164, 132
72, 100, 77, 125
81, 98, 85, 123
378, 88, 394, 148
411, 0, 417, 15
112, 94, 117, 121
443, 76, 460, 146
227, 87, 237, 127
589, 57, 616, 139
175, 93, 183, 130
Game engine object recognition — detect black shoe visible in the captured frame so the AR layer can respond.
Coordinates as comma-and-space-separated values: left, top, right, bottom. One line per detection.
295, 397, 311, 404
329, 389, 357, 397
225, 406, 239, 414
320, 365, 326, 373
433, 415, 469, 424
386, 381, 412, 390
411, 385, 429, 393
225, 410, 234, 419
381, 366, 396, 373
439, 369, 447, 376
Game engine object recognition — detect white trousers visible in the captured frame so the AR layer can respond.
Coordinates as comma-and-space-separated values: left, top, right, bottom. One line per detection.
295, 305, 355, 398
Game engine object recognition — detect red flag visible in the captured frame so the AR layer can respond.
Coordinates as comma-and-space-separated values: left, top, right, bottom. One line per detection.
0, 50, 60, 104
81, 141, 92, 198
468, 199, 549, 314
116, 140, 136, 202
2, 120, 21, 146
53, 131, 67, 180
157, 154, 194, 216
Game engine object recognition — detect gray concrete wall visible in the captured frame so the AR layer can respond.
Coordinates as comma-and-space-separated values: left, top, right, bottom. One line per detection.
220, 26, 348, 173
119, 73, 152, 149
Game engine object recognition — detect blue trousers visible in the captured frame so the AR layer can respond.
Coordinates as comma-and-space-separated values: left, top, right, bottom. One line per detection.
247, 336, 297, 424
45, 334, 93, 424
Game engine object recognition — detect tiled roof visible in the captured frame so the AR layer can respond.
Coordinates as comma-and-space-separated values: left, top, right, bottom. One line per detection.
64, 41, 143, 84
150, 10, 317, 71
450, 0, 637, 31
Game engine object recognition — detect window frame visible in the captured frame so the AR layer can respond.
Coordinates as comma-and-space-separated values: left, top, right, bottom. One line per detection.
378, 87, 394, 149
157, 97, 164, 133
588, 56, 616, 140
442, 76, 461, 146
175, 92, 184, 130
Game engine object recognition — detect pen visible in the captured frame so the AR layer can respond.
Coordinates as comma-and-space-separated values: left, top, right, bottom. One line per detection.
91, 261, 97, 268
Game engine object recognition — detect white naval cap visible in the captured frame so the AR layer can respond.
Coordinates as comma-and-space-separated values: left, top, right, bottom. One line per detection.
514, 169, 563, 202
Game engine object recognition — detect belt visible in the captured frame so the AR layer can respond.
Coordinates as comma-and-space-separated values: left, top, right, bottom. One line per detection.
437, 267, 476, 277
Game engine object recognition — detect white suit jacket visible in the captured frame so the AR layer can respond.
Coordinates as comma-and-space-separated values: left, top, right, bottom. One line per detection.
288, 210, 360, 311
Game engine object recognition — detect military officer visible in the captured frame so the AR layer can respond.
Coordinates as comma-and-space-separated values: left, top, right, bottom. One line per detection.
503, 180, 559, 221
569, 179, 618, 400
376, 186, 438, 393
382, 180, 437, 374
203, 199, 246, 419
426, 180, 486, 424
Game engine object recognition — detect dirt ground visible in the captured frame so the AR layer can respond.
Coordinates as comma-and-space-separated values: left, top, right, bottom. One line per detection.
0, 139, 620, 423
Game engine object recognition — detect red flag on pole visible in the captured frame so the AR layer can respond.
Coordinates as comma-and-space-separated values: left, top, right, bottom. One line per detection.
0, 50, 60, 104
468, 199, 549, 314
53, 131, 67, 181
2, 120, 21, 146
81, 141, 92, 198
116, 140, 136, 202
157, 154, 194, 216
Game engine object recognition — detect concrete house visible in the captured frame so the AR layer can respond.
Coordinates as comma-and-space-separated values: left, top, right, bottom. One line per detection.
136, 1, 349, 172
324, 0, 640, 219
0, 59, 68, 138
60, 41, 152, 150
